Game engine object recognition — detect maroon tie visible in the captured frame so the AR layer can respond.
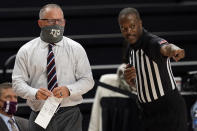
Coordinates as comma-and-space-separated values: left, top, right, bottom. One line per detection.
47, 44, 58, 91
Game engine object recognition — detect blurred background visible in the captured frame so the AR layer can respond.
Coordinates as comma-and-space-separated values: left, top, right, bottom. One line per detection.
0, 0, 197, 130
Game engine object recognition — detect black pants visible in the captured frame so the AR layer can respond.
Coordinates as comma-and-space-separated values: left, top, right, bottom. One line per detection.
29, 106, 82, 131
140, 89, 188, 131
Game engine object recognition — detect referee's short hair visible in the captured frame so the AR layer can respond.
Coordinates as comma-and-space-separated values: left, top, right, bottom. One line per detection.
118, 7, 141, 21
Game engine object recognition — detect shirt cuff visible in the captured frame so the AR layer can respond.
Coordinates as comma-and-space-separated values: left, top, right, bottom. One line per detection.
30, 88, 39, 100
66, 85, 75, 96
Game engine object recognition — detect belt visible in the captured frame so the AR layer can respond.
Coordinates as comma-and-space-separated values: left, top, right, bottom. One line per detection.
55, 106, 77, 115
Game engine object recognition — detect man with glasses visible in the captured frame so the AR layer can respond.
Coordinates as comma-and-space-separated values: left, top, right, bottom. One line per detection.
12, 4, 94, 131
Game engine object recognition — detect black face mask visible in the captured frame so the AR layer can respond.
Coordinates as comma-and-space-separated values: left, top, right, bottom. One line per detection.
40, 25, 64, 43
0, 100, 18, 115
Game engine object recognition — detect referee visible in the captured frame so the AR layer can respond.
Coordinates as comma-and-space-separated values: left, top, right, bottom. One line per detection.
119, 8, 188, 131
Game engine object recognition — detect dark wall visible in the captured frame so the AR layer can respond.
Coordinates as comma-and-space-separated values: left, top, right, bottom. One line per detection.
0, 0, 177, 8
0, 1, 197, 81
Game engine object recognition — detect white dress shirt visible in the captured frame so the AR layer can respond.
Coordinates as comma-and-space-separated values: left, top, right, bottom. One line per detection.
0, 113, 19, 131
12, 36, 94, 111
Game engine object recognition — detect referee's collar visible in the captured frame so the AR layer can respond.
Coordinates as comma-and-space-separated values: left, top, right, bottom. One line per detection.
130, 28, 146, 50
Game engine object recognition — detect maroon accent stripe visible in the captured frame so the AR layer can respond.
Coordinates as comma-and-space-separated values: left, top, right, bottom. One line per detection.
50, 83, 58, 91
48, 75, 57, 87
47, 52, 53, 61
48, 68, 56, 79
47, 59, 55, 69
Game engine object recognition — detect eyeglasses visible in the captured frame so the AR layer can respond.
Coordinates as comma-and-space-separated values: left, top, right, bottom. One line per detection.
40, 19, 65, 25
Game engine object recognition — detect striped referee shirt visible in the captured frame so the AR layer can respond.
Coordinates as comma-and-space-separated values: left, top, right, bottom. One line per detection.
129, 29, 177, 103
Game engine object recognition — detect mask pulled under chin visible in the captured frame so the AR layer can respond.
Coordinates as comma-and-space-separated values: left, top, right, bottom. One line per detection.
40, 25, 64, 44
2, 101, 18, 115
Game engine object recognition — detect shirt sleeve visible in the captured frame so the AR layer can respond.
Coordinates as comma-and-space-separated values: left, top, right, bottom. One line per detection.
148, 37, 169, 61
12, 48, 38, 100
66, 44, 94, 97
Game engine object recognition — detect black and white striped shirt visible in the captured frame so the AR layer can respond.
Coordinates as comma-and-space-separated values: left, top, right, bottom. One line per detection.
129, 30, 177, 103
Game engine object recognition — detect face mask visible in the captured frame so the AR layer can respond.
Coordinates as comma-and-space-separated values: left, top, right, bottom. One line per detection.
1, 101, 18, 115
40, 25, 64, 43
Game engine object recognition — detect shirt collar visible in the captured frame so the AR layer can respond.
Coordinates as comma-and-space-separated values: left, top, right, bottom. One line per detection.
0, 113, 15, 124
130, 28, 147, 50
40, 37, 64, 49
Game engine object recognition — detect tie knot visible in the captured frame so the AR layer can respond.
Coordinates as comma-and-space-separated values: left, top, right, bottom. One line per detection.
8, 118, 18, 131
8, 118, 15, 124
49, 43, 55, 49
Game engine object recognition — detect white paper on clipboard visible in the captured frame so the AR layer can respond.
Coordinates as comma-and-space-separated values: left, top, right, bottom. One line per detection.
34, 96, 63, 129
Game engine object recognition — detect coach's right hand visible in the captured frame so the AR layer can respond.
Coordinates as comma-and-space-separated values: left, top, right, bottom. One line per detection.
35, 88, 52, 100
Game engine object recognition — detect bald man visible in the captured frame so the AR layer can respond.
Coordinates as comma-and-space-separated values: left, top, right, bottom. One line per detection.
12, 4, 94, 131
